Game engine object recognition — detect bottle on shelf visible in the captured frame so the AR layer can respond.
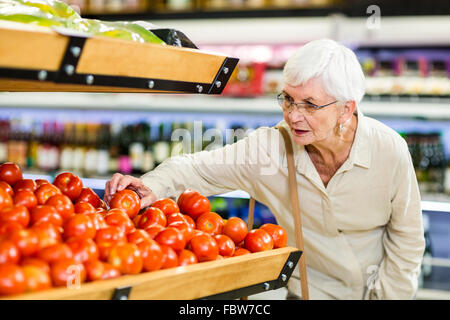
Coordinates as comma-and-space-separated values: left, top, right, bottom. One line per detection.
129, 123, 145, 175
108, 121, 121, 175
141, 122, 155, 174
153, 122, 171, 167
84, 123, 100, 177
118, 124, 132, 175
72, 123, 87, 176
96, 123, 111, 177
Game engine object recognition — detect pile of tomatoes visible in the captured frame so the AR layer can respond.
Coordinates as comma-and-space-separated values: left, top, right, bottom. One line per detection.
0, 162, 287, 297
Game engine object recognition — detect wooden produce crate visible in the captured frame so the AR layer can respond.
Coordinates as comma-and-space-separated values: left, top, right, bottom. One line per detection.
2, 247, 301, 300
0, 20, 238, 94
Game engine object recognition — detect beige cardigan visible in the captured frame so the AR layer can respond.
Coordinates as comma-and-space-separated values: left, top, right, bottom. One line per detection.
141, 107, 425, 300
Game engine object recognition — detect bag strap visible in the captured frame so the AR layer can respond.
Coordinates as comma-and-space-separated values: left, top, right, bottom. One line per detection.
247, 125, 309, 300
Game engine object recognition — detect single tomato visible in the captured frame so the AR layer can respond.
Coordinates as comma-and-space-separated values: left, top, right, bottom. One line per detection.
103, 209, 134, 235
244, 229, 274, 253
0, 187, 13, 211
196, 212, 225, 236
137, 207, 166, 229
30, 205, 63, 227
214, 234, 236, 257
94, 226, 126, 246
160, 245, 178, 269
76, 187, 101, 208
0, 205, 29, 228
13, 179, 37, 193
260, 223, 287, 248
50, 258, 86, 287
5, 229, 39, 257
182, 215, 196, 230
13, 190, 38, 211
144, 224, 165, 239
107, 242, 143, 275
53, 172, 83, 201
166, 212, 188, 226
0, 264, 26, 295
22, 265, 52, 292
151, 198, 179, 216
21, 258, 50, 274
36, 243, 73, 263
35, 179, 50, 188
74, 202, 96, 215
177, 189, 210, 220
233, 247, 251, 257
0, 221, 23, 237
35, 183, 61, 205
109, 190, 141, 219
45, 194, 74, 222
63, 214, 96, 240
189, 233, 219, 262
127, 229, 151, 245
223, 217, 248, 245
0, 162, 23, 186
168, 221, 194, 243
0, 181, 13, 197
0, 241, 20, 264
178, 249, 198, 266
84, 212, 108, 231
31, 222, 62, 250
137, 239, 163, 272
154, 227, 186, 252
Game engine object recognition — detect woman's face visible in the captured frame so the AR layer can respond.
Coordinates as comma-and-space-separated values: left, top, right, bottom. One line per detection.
282, 78, 340, 146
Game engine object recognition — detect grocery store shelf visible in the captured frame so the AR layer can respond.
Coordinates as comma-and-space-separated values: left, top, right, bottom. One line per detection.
1, 92, 449, 119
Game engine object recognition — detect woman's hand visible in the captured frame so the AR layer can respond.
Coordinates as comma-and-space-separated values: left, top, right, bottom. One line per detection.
104, 173, 157, 209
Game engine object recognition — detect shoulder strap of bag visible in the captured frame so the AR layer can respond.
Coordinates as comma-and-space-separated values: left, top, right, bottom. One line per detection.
247, 125, 309, 300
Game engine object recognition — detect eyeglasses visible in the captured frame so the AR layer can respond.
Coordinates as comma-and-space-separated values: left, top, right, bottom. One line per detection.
277, 93, 337, 115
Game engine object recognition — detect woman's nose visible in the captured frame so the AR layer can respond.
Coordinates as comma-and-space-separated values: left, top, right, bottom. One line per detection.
288, 108, 307, 122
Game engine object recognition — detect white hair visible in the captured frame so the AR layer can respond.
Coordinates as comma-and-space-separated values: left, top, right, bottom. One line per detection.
283, 39, 366, 105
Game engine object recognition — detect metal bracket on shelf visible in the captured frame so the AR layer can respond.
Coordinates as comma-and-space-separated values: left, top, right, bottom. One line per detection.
111, 286, 132, 300
208, 57, 239, 95
200, 250, 302, 300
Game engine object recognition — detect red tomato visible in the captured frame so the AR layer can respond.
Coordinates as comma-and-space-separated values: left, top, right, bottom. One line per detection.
166, 212, 188, 226
196, 212, 225, 236
104, 209, 134, 235
5, 229, 39, 257
84, 212, 108, 231
45, 194, 74, 222
76, 187, 101, 208
36, 243, 73, 263
0, 205, 29, 228
127, 229, 151, 245
177, 189, 211, 220
53, 172, 83, 201
97, 243, 113, 261
63, 214, 96, 240
0, 181, 14, 197
182, 215, 196, 229
30, 205, 63, 227
34, 183, 61, 205
137, 239, 163, 272
35, 179, 50, 188
13, 179, 37, 193
144, 224, 165, 239
22, 265, 52, 292
66, 238, 99, 263
0, 221, 23, 237
168, 221, 194, 243
0, 264, 26, 295
13, 190, 38, 211
109, 190, 141, 219
223, 217, 248, 245
21, 258, 50, 274
0, 187, 13, 211
94, 226, 126, 245
0, 162, 23, 186
85, 260, 121, 281
151, 198, 179, 216
178, 249, 198, 266
138, 207, 167, 229
244, 229, 274, 253
233, 247, 251, 257
154, 227, 186, 252
189, 233, 219, 262
50, 258, 86, 287
74, 202, 96, 215
31, 222, 62, 250
107, 242, 143, 275
160, 245, 178, 269
0, 241, 20, 264
214, 234, 236, 257
260, 223, 287, 248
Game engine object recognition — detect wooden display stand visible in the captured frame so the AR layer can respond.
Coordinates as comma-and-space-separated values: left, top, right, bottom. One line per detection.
2, 247, 301, 300
0, 20, 238, 94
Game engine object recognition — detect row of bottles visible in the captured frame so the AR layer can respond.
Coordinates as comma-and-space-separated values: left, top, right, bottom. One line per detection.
0, 118, 255, 178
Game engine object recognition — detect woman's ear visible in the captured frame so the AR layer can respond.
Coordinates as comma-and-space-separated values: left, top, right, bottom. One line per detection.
340, 100, 356, 124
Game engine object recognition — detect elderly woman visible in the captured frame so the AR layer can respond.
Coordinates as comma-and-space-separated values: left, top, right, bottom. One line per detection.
104, 39, 425, 300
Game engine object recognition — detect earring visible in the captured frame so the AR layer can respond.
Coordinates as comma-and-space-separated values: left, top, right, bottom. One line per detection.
339, 123, 343, 133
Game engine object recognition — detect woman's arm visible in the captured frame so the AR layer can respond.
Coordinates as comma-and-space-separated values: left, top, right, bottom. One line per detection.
367, 140, 425, 299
